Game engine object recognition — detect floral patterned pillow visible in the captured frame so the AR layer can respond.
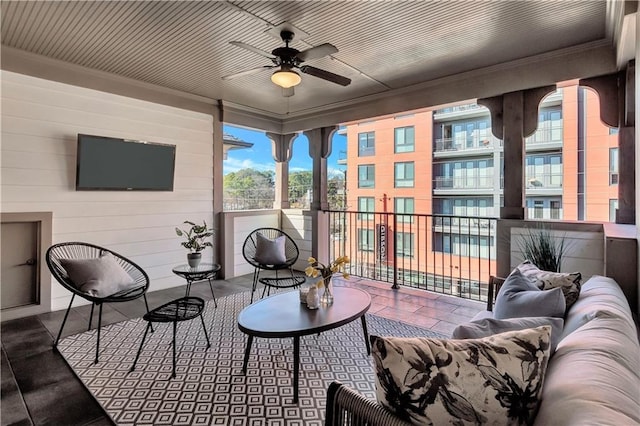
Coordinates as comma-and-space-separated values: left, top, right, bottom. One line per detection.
371, 326, 552, 425
516, 261, 582, 310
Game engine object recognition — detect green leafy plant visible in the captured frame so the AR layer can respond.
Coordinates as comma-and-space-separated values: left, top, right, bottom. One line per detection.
517, 225, 567, 272
175, 221, 214, 253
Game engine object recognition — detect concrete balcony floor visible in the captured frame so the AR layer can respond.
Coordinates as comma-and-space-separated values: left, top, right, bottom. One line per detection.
1, 273, 483, 425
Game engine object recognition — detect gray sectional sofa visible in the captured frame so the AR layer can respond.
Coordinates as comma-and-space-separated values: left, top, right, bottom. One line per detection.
325, 275, 640, 425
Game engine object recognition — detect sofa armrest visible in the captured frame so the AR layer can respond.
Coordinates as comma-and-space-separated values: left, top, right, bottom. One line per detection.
325, 381, 411, 426
486, 275, 506, 311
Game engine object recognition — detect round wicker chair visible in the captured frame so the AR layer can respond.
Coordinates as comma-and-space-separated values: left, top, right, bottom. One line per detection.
242, 228, 305, 302
46, 241, 152, 364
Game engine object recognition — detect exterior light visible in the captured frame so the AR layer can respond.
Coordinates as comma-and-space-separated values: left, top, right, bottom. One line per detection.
271, 69, 301, 88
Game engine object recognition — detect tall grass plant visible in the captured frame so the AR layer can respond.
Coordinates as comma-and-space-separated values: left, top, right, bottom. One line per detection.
517, 225, 567, 272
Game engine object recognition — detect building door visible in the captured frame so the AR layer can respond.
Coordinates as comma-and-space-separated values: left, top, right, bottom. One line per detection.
1, 222, 38, 309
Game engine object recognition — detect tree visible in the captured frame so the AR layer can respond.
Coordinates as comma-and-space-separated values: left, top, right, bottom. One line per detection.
289, 171, 312, 207
224, 168, 275, 210
327, 173, 346, 210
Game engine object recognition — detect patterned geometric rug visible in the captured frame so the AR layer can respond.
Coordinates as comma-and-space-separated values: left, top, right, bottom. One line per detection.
57, 290, 448, 425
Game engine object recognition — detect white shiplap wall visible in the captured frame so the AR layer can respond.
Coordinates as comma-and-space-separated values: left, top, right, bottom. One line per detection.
222, 209, 311, 278
510, 228, 604, 281
282, 209, 312, 271
1, 71, 214, 310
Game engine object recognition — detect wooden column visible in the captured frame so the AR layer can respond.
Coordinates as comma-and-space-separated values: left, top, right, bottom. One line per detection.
479, 86, 555, 219
212, 102, 224, 270
266, 132, 297, 209
304, 126, 337, 259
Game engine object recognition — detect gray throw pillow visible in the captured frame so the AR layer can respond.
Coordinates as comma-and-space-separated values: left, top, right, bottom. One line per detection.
516, 260, 582, 311
493, 268, 566, 319
371, 326, 552, 425
60, 252, 137, 297
452, 316, 565, 353
253, 233, 287, 265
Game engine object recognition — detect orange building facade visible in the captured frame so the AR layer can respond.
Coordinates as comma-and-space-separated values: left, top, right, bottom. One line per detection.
338, 84, 618, 294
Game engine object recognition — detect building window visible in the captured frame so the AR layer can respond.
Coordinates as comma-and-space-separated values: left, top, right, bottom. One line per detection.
434, 159, 494, 189
396, 232, 414, 257
394, 126, 415, 153
534, 200, 544, 219
358, 132, 375, 157
610, 148, 619, 185
550, 200, 562, 220
609, 127, 619, 135
525, 154, 563, 188
394, 162, 415, 188
549, 110, 563, 141
395, 198, 414, 223
358, 164, 375, 188
358, 228, 374, 252
358, 197, 375, 220
609, 199, 618, 222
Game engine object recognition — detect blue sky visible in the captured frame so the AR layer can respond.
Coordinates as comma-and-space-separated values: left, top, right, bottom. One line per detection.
223, 124, 346, 176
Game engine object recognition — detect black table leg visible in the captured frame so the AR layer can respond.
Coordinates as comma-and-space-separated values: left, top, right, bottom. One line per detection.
172, 320, 177, 378
361, 315, 371, 355
207, 278, 217, 308
242, 335, 254, 374
130, 322, 151, 372
199, 313, 211, 348
293, 336, 300, 404
185, 279, 193, 297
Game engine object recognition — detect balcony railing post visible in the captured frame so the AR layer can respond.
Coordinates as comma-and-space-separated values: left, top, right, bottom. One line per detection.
392, 212, 399, 289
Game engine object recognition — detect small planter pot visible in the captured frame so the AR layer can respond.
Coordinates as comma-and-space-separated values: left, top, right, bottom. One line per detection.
187, 252, 202, 268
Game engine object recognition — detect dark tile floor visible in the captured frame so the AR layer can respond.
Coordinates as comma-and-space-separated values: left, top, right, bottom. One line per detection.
1, 274, 483, 426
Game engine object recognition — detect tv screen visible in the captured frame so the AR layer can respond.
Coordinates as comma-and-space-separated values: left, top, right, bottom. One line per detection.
76, 134, 176, 191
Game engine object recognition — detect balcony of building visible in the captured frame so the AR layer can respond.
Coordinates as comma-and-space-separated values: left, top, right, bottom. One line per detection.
433, 175, 496, 195
433, 135, 502, 158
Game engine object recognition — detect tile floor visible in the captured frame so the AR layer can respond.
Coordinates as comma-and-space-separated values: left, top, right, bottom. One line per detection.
1, 274, 483, 426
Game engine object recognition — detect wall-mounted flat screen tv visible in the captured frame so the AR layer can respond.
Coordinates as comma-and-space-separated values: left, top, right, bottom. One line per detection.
76, 134, 176, 191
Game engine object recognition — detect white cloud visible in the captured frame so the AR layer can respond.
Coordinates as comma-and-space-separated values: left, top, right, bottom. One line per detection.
328, 167, 346, 178
289, 166, 310, 173
223, 157, 275, 174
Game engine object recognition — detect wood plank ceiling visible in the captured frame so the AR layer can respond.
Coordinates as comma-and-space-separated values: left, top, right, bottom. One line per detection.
0, 1, 613, 118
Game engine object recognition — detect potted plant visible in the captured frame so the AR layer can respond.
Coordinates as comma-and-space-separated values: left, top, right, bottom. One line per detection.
516, 224, 567, 272
175, 220, 214, 267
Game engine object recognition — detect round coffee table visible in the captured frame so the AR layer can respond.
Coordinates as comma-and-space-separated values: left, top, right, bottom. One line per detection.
237, 287, 371, 403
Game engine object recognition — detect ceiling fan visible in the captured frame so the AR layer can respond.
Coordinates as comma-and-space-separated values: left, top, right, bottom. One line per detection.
222, 30, 351, 97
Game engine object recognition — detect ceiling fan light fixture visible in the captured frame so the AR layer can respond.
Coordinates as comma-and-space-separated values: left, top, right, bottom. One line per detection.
271, 69, 301, 88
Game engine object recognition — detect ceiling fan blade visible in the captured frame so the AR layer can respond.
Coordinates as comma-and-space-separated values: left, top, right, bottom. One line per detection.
229, 41, 276, 59
282, 87, 294, 97
222, 65, 274, 80
299, 65, 351, 86
296, 43, 338, 62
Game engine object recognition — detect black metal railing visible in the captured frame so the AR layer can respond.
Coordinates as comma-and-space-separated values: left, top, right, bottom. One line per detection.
326, 210, 498, 303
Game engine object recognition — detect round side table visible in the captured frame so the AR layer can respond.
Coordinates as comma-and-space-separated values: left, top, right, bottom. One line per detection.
172, 263, 221, 307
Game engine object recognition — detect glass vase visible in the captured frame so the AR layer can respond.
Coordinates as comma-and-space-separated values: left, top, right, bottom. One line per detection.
321, 277, 334, 305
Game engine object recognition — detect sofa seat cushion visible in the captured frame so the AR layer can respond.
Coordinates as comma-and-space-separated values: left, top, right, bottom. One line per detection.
533, 316, 640, 426
371, 326, 552, 425
493, 268, 566, 320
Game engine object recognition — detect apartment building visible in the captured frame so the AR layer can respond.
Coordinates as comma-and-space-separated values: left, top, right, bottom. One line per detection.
341, 84, 619, 290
